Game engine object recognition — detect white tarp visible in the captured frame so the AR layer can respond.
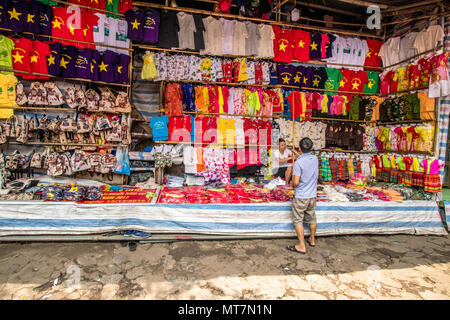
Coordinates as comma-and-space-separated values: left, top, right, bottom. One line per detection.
0, 200, 446, 237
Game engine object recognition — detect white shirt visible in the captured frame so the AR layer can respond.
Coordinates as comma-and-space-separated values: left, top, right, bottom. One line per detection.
413, 25, 444, 54
399, 32, 418, 62
202, 16, 223, 55
177, 12, 196, 50
274, 149, 292, 168
257, 24, 275, 58
232, 21, 248, 56
220, 18, 234, 55
93, 13, 106, 50
116, 19, 130, 55
103, 17, 119, 51
379, 36, 401, 69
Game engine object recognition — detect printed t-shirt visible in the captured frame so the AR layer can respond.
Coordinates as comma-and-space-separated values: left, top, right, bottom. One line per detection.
0, 74, 17, 118
293, 65, 305, 87
277, 64, 295, 85
291, 29, 310, 62
0, 35, 14, 72
0, 0, 8, 28
10, 37, 32, 75
320, 33, 329, 59
301, 66, 313, 88
22, 40, 51, 79
143, 10, 160, 43
324, 34, 336, 59
105, 0, 119, 18
117, 54, 130, 84
88, 0, 106, 13
418, 58, 432, 87
93, 13, 106, 47
90, 49, 100, 80
309, 32, 322, 60
217, 118, 235, 145
59, 45, 77, 78
74, 48, 92, 79
364, 71, 379, 94
99, 50, 118, 82
38, 3, 53, 40
7, 0, 28, 32
26, 0, 41, 33
311, 67, 328, 89
52, 6, 70, 45
125, 9, 144, 41
82, 12, 100, 49
115, 19, 129, 55
407, 64, 420, 89
288, 91, 303, 120
47, 41, 61, 76
324, 67, 343, 95
273, 26, 293, 63
348, 70, 368, 93
338, 68, 353, 92
150, 115, 169, 141
118, 0, 132, 13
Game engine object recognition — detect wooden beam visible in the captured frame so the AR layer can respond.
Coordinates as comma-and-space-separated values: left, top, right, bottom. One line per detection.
382, 0, 442, 13
283, 0, 361, 17
335, 0, 388, 10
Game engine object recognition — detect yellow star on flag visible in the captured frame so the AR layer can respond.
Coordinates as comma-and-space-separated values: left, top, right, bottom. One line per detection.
339, 79, 346, 88
47, 55, 55, 66
352, 82, 360, 90
30, 55, 38, 63
108, 0, 113, 4
52, 18, 62, 29
92, 0, 99, 4
117, 66, 123, 74
282, 75, 290, 84
60, 57, 69, 69
310, 41, 318, 51
83, 28, 88, 37
367, 51, 372, 58
90, 63, 94, 73
368, 81, 374, 89
12, 51, 24, 64
99, 61, 108, 72
27, 14, 35, 23
8, 8, 22, 21
298, 40, 305, 48
312, 79, 320, 87
279, 43, 287, 52
68, 23, 75, 35
293, 74, 301, 83
131, 19, 141, 30
303, 77, 308, 85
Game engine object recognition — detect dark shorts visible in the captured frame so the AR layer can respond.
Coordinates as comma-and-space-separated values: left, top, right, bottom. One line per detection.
274, 166, 288, 178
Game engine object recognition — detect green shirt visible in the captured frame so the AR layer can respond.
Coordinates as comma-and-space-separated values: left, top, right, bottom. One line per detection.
324, 68, 343, 95
37, 0, 58, 5
0, 35, 14, 74
106, 0, 120, 18
364, 71, 380, 94
349, 96, 362, 120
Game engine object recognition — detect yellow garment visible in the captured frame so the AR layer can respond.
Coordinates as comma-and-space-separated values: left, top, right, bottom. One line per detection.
237, 58, 248, 82
370, 96, 384, 122
371, 163, 376, 178
218, 87, 224, 114
321, 95, 329, 113
412, 157, 420, 172
141, 52, 158, 80
342, 96, 348, 116
243, 89, 251, 115
393, 67, 409, 91
0, 74, 17, 119
390, 156, 398, 170
202, 87, 210, 113
418, 91, 436, 120
300, 92, 306, 120
417, 125, 434, 153
217, 118, 235, 145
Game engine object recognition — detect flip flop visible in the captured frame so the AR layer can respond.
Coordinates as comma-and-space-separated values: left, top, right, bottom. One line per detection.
287, 245, 306, 255
307, 240, 316, 247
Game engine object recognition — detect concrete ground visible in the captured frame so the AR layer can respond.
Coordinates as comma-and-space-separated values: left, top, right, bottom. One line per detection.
0, 234, 449, 300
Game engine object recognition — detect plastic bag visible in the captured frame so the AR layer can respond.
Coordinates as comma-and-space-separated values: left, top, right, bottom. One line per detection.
114, 148, 130, 176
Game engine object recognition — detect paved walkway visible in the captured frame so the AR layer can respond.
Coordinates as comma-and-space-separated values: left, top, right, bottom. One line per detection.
0, 234, 449, 299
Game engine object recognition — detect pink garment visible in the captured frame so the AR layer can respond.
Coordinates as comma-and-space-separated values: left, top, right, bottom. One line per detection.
429, 159, 444, 175
321, 33, 329, 59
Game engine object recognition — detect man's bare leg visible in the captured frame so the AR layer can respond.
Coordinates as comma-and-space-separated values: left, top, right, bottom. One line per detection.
285, 167, 292, 184
309, 223, 317, 246
294, 224, 306, 253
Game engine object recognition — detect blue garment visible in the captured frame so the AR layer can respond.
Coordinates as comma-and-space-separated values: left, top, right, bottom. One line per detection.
149, 115, 169, 141
269, 63, 277, 85
190, 115, 195, 142
293, 152, 318, 199
181, 84, 195, 112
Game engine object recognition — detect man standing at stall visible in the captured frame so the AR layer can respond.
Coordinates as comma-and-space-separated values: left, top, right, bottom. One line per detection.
287, 138, 318, 254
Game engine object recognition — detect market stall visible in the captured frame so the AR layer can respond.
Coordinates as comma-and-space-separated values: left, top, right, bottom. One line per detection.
0, 0, 449, 241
